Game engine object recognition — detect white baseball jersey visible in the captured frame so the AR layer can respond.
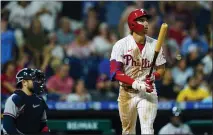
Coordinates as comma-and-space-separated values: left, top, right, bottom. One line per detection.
158, 123, 193, 134
110, 34, 166, 89
110, 34, 166, 134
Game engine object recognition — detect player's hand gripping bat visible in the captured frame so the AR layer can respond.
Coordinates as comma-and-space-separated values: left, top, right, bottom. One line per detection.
148, 23, 168, 77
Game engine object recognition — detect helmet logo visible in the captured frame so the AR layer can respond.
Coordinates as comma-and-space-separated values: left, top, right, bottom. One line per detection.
140, 9, 144, 13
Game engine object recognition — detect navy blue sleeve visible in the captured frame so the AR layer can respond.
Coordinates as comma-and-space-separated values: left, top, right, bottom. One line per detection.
3, 93, 24, 134
3, 115, 19, 134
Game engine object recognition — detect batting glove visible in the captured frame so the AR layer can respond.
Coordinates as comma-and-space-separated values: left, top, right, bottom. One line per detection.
132, 80, 146, 92
145, 78, 154, 93
132, 80, 154, 93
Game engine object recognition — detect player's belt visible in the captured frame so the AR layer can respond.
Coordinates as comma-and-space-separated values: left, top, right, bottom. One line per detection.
120, 85, 139, 93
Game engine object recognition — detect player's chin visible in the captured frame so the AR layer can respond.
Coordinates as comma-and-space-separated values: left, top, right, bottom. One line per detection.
144, 29, 148, 34
144, 31, 148, 35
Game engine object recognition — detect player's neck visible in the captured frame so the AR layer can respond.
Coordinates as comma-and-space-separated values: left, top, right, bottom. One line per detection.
22, 87, 33, 96
132, 33, 146, 45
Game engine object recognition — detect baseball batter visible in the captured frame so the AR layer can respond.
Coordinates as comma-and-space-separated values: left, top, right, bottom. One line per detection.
110, 9, 166, 134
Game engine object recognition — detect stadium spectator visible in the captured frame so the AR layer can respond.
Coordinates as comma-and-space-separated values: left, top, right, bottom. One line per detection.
171, 59, 193, 89
158, 2, 176, 24
172, 2, 193, 30
201, 49, 213, 75
162, 34, 180, 66
118, 2, 139, 37
181, 26, 209, 57
56, 17, 75, 46
91, 74, 117, 101
176, 75, 209, 102
84, 7, 99, 40
159, 106, 193, 134
28, 1, 62, 32
168, 17, 187, 46
202, 83, 213, 103
97, 50, 119, 95
43, 32, 65, 60
156, 68, 177, 101
147, 21, 158, 39
194, 71, 209, 91
81, 1, 98, 20
4, 1, 62, 31
66, 28, 94, 59
109, 30, 119, 44
40, 32, 65, 74
24, 18, 47, 68
95, 2, 108, 22
185, 46, 202, 68
204, 24, 212, 46
1, 13, 16, 65
42, 57, 62, 79
92, 23, 112, 57
105, 1, 128, 30
1, 61, 17, 96
147, 5, 163, 29
4, 1, 31, 29
194, 2, 212, 35
46, 63, 74, 97
14, 28, 25, 55
64, 79, 92, 102
16, 53, 29, 72
98, 54, 110, 79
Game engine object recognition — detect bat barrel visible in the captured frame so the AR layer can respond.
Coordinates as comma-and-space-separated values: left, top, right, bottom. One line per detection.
155, 23, 168, 52
149, 23, 168, 76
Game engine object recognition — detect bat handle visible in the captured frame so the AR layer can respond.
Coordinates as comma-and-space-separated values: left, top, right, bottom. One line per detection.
148, 51, 159, 77
148, 66, 154, 77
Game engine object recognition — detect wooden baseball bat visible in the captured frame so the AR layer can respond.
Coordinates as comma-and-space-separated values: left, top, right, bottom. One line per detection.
148, 23, 168, 77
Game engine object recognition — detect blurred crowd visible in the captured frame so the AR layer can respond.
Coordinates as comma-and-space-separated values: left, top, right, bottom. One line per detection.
1, 1, 212, 103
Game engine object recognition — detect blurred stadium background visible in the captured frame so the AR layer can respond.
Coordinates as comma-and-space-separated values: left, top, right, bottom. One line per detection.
1, 1, 212, 134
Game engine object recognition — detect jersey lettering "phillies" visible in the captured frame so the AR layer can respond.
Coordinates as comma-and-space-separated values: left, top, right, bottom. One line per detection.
110, 35, 166, 84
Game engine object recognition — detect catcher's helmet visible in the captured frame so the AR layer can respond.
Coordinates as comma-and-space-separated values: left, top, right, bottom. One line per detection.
128, 9, 151, 33
16, 68, 46, 95
172, 106, 182, 117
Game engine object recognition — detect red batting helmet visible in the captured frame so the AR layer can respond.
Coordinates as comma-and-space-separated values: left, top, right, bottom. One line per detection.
128, 9, 151, 33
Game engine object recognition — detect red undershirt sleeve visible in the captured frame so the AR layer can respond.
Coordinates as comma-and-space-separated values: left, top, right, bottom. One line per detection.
110, 60, 134, 85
